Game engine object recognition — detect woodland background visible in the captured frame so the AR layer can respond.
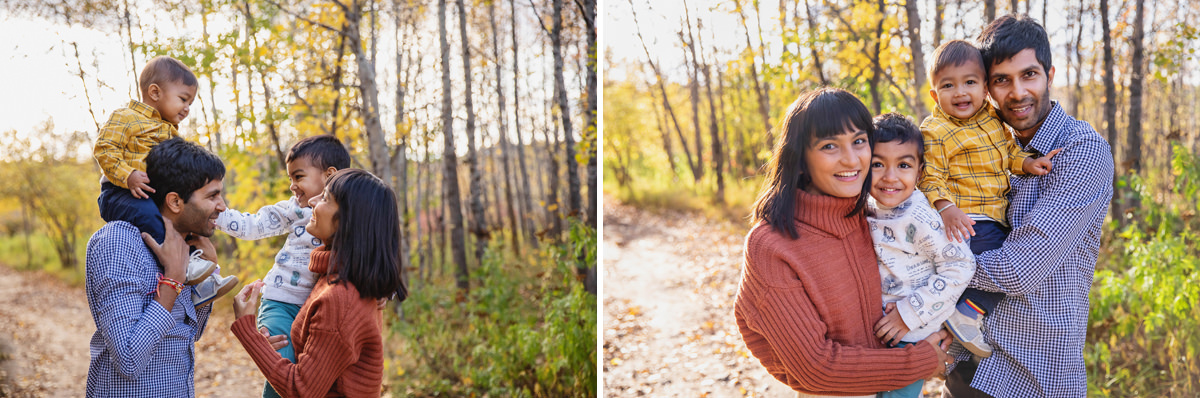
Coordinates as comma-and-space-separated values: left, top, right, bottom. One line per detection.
0, 0, 596, 396
604, 0, 1200, 395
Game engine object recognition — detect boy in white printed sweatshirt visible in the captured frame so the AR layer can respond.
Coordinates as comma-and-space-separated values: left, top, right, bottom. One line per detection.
215, 134, 349, 398
867, 114, 976, 398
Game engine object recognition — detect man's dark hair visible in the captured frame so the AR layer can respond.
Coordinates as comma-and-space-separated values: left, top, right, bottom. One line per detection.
928, 40, 985, 82
873, 113, 924, 162
146, 137, 225, 208
286, 135, 351, 171
324, 169, 406, 301
976, 14, 1052, 73
139, 56, 198, 98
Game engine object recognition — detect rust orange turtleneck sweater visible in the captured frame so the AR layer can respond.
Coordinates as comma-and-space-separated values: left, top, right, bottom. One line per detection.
232, 249, 385, 397
734, 189, 939, 395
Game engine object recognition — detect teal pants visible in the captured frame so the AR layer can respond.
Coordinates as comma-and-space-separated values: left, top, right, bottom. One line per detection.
877, 342, 924, 398
257, 298, 301, 398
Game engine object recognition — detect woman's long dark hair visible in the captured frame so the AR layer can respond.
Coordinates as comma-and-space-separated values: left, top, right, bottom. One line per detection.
323, 168, 407, 301
750, 87, 875, 239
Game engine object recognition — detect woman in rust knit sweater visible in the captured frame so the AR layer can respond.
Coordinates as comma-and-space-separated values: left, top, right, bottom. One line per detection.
231, 169, 406, 397
736, 88, 952, 397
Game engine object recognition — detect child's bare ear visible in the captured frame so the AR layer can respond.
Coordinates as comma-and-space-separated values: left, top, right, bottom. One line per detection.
147, 83, 161, 101
927, 88, 937, 104
323, 167, 337, 179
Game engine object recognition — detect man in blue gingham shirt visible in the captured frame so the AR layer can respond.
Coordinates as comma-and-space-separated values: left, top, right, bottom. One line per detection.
943, 15, 1113, 398
86, 138, 226, 398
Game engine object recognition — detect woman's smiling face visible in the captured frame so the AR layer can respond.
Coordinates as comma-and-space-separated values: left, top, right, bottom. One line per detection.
305, 190, 339, 242
803, 127, 872, 198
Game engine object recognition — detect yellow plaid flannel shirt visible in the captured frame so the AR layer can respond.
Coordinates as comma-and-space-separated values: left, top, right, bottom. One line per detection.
94, 100, 179, 189
918, 102, 1033, 226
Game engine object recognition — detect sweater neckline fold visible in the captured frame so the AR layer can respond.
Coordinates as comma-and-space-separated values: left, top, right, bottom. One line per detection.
309, 248, 332, 274
792, 189, 862, 238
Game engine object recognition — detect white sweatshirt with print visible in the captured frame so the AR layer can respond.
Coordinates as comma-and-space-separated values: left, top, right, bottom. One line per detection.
216, 197, 321, 305
867, 191, 976, 342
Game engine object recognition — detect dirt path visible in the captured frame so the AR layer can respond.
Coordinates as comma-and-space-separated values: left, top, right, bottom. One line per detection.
0, 264, 264, 398
602, 198, 945, 397
602, 199, 794, 398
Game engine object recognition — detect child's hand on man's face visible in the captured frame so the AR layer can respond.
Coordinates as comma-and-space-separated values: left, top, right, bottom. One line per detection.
126, 170, 156, 199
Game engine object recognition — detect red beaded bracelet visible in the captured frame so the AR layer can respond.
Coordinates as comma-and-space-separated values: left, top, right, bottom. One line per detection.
157, 274, 184, 295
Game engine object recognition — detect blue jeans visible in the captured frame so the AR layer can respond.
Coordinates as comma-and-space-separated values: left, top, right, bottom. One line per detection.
957, 220, 1009, 314
98, 181, 165, 244
257, 298, 301, 398
878, 342, 924, 398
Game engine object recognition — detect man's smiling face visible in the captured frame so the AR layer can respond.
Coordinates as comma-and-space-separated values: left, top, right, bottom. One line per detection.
986, 48, 1055, 144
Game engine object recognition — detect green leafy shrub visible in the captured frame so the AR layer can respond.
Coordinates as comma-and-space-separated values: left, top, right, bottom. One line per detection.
388, 224, 597, 397
1088, 145, 1200, 396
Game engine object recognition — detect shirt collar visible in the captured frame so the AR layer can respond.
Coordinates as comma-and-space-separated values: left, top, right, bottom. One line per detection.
1017, 101, 1065, 156
127, 100, 179, 129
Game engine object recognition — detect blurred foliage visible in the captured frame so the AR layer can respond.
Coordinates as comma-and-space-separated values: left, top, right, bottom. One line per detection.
389, 221, 597, 397
1088, 145, 1200, 396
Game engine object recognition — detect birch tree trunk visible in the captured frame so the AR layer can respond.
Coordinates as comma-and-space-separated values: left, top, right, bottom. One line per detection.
455, 0, 488, 266
512, 0, 538, 249
552, 0, 581, 220
439, 0, 469, 292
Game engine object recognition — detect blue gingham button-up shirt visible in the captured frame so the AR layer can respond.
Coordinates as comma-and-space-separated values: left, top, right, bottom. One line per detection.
953, 102, 1113, 398
85, 222, 212, 398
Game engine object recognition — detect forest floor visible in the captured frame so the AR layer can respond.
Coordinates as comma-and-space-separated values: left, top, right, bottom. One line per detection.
0, 264, 264, 398
602, 196, 945, 397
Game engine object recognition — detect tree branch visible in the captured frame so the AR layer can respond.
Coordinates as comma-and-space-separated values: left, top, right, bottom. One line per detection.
267, 0, 345, 34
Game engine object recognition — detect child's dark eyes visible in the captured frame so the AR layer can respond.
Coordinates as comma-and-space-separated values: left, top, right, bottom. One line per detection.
871, 161, 884, 168
940, 83, 953, 89
898, 162, 913, 169
853, 138, 867, 145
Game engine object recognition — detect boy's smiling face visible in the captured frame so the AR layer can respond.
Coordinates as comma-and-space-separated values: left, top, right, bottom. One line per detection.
287, 156, 333, 208
929, 60, 987, 120
148, 80, 197, 125
870, 140, 922, 208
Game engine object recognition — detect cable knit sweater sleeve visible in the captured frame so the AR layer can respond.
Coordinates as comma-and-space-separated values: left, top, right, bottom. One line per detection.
232, 287, 375, 398
735, 191, 939, 395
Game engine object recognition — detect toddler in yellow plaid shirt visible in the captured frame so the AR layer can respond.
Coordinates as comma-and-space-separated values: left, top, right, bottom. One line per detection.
917, 40, 1059, 358
94, 56, 237, 307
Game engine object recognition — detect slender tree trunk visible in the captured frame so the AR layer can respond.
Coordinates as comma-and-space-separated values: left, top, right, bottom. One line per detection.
933, 0, 945, 48
682, 9, 705, 182
735, 0, 774, 150
985, 0, 996, 22
1100, 0, 1120, 224
869, 0, 885, 114
329, 30, 348, 136
696, 22, 724, 201
1125, 0, 1145, 210
1010, 0, 1019, 14
455, 0, 488, 266
906, 0, 929, 120
512, 0, 538, 249
583, 0, 598, 229
716, 65, 733, 176
393, 0, 413, 293
490, 1, 520, 255
648, 86, 677, 176
551, 0, 581, 220
630, 2, 696, 176
803, 0, 828, 85
1070, 0, 1084, 117
342, 0, 390, 185
439, 0, 469, 293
